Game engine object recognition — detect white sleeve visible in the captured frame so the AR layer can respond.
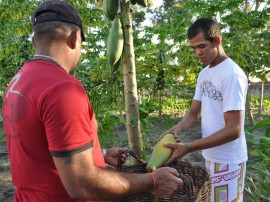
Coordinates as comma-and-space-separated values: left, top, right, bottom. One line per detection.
193, 74, 202, 101
222, 75, 247, 113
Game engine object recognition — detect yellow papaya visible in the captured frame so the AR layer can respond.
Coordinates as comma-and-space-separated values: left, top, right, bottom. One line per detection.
103, 0, 119, 21
146, 133, 176, 172
107, 16, 124, 67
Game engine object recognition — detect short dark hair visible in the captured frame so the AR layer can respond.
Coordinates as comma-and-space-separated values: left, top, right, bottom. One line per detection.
187, 18, 221, 43
33, 21, 80, 43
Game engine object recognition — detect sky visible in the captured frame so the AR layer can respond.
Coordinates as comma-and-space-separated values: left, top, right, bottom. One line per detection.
152, 0, 163, 8
141, 0, 165, 27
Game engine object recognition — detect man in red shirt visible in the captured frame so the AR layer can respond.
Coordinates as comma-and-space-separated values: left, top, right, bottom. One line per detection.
2, 1, 182, 201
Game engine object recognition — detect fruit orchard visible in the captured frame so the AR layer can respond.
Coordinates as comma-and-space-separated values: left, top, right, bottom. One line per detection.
0, 0, 270, 200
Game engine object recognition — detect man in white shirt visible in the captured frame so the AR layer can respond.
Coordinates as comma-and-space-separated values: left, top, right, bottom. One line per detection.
161, 18, 248, 202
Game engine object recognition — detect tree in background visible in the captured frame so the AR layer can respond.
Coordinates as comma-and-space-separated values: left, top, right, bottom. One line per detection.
0, 0, 269, 148
146, 0, 270, 124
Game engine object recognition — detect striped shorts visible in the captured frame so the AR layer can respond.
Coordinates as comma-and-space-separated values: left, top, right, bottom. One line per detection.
205, 160, 246, 202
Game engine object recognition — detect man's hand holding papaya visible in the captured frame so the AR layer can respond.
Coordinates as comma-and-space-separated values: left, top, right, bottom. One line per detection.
164, 142, 188, 164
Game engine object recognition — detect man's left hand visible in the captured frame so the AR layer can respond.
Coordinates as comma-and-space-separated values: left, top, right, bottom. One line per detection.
164, 142, 187, 164
104, 147, 129, 167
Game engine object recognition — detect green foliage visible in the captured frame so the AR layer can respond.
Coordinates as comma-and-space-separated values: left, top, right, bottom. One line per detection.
1, 0, 269, 117
264, 97, 270, 113
138, 99, 162, 160
138, 96, 192, 124
0, 0, 108, 108
221, 5, 270, 78
249, 94, 270, 114
0, 133, 4, 142
156, 69, 165, 90
87, 83, 116, 118
164, 115, 176, 130
141, 129, 156, 161
1, 0, 270, 173
249, 94, 261, 106
162, 96, 192, 112
0, 0, 37, 97
245, 116, 270, 201
139, 99, 158, 130
97, 112, 126, 148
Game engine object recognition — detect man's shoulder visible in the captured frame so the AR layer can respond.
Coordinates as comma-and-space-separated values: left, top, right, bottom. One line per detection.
221, 58, 247, 79
22, 60, 85, 97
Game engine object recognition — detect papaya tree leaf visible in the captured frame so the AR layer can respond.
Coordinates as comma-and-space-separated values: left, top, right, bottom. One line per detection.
249, 118, 270, 133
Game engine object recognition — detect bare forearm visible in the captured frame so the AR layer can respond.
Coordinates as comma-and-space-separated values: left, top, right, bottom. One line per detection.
188, 110, 242, 153
177, 109, 200, 132
55, 148, 182, 200
189, 125, 240, 153
73, 167, 152, 200
54, 149, 153, 201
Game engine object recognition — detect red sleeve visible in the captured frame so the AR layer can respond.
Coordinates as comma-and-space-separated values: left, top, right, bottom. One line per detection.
41, 81, 97, 153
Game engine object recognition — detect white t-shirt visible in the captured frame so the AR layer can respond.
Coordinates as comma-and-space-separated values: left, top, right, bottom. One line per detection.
194, 58, 248, 164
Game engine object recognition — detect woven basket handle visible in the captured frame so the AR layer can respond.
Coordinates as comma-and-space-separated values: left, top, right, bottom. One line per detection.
117, 150, 145, 171
178, 173, 196, 198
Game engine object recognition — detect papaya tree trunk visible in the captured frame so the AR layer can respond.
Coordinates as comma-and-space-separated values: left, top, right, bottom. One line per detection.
115, 81, 123, 117
120, 2, 142, 164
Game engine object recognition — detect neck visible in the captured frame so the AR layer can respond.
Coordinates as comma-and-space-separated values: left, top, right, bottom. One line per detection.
209, 48, 228, 67
33, 53, 68, 73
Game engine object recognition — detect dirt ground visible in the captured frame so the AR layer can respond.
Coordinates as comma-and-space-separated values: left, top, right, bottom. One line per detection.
0, 140, 14, 202
0, 115, 260, 202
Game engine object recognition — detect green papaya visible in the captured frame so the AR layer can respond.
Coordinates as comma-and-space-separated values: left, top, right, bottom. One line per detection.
136, 0, 147, 7
103, 0, 119, 21
146, 133, 176, 172
107, 16, 124, 67
112, 57, 121, 73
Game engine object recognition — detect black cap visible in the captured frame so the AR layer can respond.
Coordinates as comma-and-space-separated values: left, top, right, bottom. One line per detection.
31, 0, 85, 41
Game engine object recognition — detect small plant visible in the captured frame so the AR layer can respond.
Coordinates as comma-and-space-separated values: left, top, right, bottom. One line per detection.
139, 99, 158, 131
141, 131, 156, 161
162, 97, 191, 113
164, 115, 175, 130
263, 95, 270, 113
249, 94, 270, 114
245, 116, 270, 201
97, 112, 126, 148
249, 94, 260, 107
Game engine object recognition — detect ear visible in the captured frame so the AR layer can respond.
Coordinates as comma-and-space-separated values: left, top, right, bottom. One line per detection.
213, 36, 221, 46
67, 31, 79, 49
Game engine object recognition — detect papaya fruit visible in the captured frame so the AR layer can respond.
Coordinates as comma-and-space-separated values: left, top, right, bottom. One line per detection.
146, 133, 176, 172
111, 57, 121, 73
103, 0, 119, 21
136, 0, 147, 7
107, 16, 124, 67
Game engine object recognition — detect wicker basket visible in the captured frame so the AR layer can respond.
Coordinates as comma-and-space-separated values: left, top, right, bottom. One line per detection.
111, 160, 211, 202
195, 178, 212, 202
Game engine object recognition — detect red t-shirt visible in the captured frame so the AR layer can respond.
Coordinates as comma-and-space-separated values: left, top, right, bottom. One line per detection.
2, 60, 105, 202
